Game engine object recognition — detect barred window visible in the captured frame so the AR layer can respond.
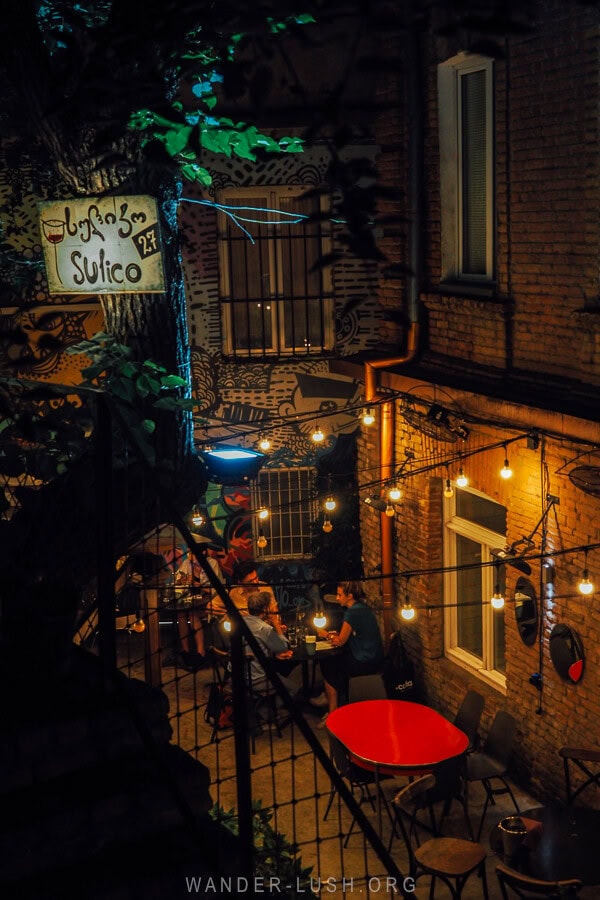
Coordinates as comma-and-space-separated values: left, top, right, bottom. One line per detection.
252, 467, 316, 559
217, 186, 334, 359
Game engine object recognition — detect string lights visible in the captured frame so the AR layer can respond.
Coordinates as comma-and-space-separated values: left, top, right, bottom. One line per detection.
578, 548, 595, 595
362, 407, 375, 426
500, 444, 513, 480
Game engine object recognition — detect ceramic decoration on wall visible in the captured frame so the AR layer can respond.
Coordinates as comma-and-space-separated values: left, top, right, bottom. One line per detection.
514, 577, 538, 646
549, 623, 585, 684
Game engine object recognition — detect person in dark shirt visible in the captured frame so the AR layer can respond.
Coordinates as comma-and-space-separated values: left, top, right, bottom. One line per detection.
316, 580, 384, 724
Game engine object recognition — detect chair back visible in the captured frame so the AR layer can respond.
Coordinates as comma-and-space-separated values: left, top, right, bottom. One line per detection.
495, 862, 583, 898
559, 746, 600, 805
454, 689, 485, 750
347, 672, 387, 703
392, 773, 436, 859
485, 710, 518, 766
328, 734, 375, 785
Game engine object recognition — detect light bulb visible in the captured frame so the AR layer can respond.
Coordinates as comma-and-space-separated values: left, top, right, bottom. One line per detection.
385, 502, 395, 517
313, 611, 327, 629
456, 468, 468, 488
500, 458, 513, 480
362, 408, 375, 426
258, 435, 271, 452
257, 530, 268, 549
578, 572, 594, 595
132, 618, 146, 633
325, 496, 336, 511
400, 603, 415, 621
444, 478, 454, 499
322, 516, 333, 533
191, 506, 204, 526
388, 484, 403, 502
223, 618, 232, 632
258, 507, 269, 520
311, 425, 325, 443
491, 589, 505, 610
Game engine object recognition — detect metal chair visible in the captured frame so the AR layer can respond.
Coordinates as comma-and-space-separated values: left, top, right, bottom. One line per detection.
347, 672, 387, 703
323, 734, 395, 846
495, 862, 582, 898
454, 689, 485, 753
559, 746, 600, 806
392, 773, 489, 899
467, 710, 520, 841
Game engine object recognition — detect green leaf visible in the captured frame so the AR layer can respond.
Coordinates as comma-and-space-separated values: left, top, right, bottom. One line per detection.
160, 374, 187, 388
181, 163, 213, 185
164, 125, 192, 156
141, 419, 156, 434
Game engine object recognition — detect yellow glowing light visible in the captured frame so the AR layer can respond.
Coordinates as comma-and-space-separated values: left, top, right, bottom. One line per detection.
325, 496, 336, 511
362, 408, 375, 426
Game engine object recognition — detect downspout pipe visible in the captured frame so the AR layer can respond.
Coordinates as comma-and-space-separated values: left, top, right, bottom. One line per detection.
365, 21, 424, 633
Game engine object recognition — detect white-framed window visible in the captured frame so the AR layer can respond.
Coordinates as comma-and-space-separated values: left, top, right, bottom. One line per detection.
217, 185, 334, 358
252, 467, 316, 559
438, 53, 495, 282
443, 486, 506, 687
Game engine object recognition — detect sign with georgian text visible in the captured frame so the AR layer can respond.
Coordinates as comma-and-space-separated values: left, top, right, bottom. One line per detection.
39, 195, 166, 295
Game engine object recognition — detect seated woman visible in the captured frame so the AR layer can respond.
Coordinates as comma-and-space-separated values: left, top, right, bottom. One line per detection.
316, 580, 384, 724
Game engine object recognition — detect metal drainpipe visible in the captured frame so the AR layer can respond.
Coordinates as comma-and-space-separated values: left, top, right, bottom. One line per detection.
364, 22, 423, 636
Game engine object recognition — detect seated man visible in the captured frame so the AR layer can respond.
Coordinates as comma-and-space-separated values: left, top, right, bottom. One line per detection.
210, 559, 284, 635
243, 590, 299, 697
316, 580, 384, 725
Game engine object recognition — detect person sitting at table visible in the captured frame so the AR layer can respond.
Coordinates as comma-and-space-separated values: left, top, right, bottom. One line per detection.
210, 558, 284, 635
244, 590, 300, 697
315, 580, 384, 725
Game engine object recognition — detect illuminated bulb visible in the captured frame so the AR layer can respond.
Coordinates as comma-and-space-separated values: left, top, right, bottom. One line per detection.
258, 507, 269, 520
325, 496, 336, 511
191, 506, 204, 526
132, 618, 146, 633
500, 458, 513, 480
400, 602, 416, 622
456, 468, 468, 488
311, 425, 325, 443
362, 408, 375, 426
388, 484, 403, 502
578, 572, 594, 595
223, 618, 232, 633
257, 530, 268, 549
444, 478, 454, 499
313, 611, 327, 629
491, 589, 505, 610
385, 502, 395, 517
322, 516, 333, 533
258, 435, 271, 452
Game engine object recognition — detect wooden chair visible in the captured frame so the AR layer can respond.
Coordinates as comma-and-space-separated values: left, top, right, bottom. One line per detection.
392, 773, 489, 899
559, 746, 600, 806
467, 710, 520, 840
495, 862, 583, 898
454, 689, 485, 753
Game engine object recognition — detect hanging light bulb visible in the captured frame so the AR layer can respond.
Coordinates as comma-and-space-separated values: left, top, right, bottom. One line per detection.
258, 434, 271, 452
313, 610, 327, 629
325, 495, 336, 512
311, 424, 325, 443
400, 595, 416, 621
132, 617, 146, 633
385, 501, 395, 517
388, 483, 403, 502
491, 586, 505, 610
257, 507, 269, 520
456, 467, 468, 488
578, 549, 595, 595
223, 618, 232, 633
322, 515, 333, 533
362, 407, 375, 426
257, 529, 268, 549
500, 446, 513, 480
191, 505, 204, 527
444, 477, 454, 499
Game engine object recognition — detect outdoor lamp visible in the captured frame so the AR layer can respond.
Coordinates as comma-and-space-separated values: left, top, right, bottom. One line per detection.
313, 610, 327, 629
362, 407, 375, 426
200, 445, 266, 485
578, 550, 594, 595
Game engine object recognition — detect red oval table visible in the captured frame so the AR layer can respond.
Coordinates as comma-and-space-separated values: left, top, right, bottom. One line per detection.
326, 699, 469, 834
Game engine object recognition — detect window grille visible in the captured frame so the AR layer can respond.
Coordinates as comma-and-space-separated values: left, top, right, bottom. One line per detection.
217, 186, 334, 359
252, 467, 316, 559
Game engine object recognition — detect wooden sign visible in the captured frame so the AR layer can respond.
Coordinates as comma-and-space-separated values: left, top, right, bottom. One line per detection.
39, 195, 166, 295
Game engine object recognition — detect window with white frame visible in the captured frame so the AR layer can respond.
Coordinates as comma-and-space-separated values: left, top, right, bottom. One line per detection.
438, 53, 495, 282
252, 467, 316, 559
444, 487, 506, 685
217, 186, 334, 358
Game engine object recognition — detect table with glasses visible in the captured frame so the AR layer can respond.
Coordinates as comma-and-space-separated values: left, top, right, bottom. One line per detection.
326, 699, 469, 834
490, 804, 600, 886
289, 638, 341, 697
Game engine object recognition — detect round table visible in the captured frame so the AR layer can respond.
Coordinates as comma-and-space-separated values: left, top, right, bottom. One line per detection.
490, 805, 600, 886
